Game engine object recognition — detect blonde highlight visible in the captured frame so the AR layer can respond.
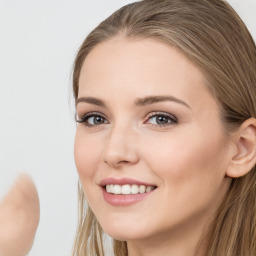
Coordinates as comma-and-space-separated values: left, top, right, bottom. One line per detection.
72, 0, 256, 255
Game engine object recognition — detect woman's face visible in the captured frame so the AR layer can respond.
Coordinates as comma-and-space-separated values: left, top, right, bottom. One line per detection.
74, 37, 233, 242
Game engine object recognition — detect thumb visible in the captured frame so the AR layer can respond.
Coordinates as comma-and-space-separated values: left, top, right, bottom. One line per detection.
0, 174, 40, 256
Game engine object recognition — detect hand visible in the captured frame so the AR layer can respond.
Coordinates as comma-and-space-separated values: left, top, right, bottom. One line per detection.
0, 174, 40, 256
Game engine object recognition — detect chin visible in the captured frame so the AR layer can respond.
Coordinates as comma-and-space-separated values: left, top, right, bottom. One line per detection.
104, 230, 144, 242
100, 220, 150, 241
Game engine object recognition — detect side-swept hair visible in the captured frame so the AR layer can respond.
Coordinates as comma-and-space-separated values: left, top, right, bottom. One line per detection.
72, 1, 256, 255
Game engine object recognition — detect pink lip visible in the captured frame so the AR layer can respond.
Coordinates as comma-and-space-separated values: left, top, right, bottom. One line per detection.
102, 187, 155, 206
99, 177, 157, 206
99, 177, 156, 187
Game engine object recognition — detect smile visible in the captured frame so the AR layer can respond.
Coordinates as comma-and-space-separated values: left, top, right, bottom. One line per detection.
100, 178, 157, 206
105, 184, 156, 195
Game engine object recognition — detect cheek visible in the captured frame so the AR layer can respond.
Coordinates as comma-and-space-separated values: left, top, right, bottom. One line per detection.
74, 130, 106, 210
74, 130, 102, 182
141, 126, 229, 193
137, 128, 231, 231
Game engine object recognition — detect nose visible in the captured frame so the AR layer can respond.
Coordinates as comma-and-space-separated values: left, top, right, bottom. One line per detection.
103, 125, 139, 169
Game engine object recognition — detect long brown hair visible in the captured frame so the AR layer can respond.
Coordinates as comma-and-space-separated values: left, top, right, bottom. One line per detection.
72, 0, 256, 255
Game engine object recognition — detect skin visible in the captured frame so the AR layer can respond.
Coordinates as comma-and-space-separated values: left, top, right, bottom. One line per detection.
74, 37, 237, 256
0, 174, 40, 256
0, 38, 254, 256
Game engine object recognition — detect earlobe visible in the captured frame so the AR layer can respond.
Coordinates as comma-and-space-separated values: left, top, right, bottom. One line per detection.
226, 118, 256, 178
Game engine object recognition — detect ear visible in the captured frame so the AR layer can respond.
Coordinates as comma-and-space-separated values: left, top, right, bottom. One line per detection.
226, 118, 256, 178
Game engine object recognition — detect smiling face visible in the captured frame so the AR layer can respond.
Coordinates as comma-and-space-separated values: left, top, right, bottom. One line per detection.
74, 37, 233, 245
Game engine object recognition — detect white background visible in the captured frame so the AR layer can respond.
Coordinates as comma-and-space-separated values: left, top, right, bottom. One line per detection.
0, 1, 255, 255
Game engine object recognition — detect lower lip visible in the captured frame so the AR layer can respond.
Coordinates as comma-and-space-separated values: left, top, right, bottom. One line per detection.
102, 188, 155, 206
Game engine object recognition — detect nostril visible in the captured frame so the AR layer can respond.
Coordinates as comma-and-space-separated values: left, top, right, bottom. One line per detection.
119, 160, 130, 164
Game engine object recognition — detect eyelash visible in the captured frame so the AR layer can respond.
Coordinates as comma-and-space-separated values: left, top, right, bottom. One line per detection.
76, 111, 178, 128
76, 112, 108, 127
145, 112, 178, 127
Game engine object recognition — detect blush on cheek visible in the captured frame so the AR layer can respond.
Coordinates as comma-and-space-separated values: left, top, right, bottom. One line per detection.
148, 134, 225, 184
74, 135, 103, 183
74, 141, 90, 177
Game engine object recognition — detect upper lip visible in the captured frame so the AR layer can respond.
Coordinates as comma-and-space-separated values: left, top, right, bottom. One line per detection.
99, 177, 157, 187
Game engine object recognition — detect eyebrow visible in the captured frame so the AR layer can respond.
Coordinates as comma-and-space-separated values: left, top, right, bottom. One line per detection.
76, 95, 190, 109
135, 95, 190, 108
76, 97, 106, 107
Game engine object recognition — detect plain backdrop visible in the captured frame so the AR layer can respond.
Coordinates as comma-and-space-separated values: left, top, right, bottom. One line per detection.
0, 0, 255, 255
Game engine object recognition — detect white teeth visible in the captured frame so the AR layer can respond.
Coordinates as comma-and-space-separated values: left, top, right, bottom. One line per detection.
139, 185, 146, 193
105, 184, 155, 195
122, 185, 131, 195
146, 186, 154, 192
131, 184, 139, 194
113, 185, 122, 194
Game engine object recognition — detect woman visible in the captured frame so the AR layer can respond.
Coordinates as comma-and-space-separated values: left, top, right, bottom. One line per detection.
72, 0, 256, 256
0, 1, 255, 256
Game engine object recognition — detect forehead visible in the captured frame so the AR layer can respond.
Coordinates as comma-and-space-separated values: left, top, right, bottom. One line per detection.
78, 37, 214, 110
